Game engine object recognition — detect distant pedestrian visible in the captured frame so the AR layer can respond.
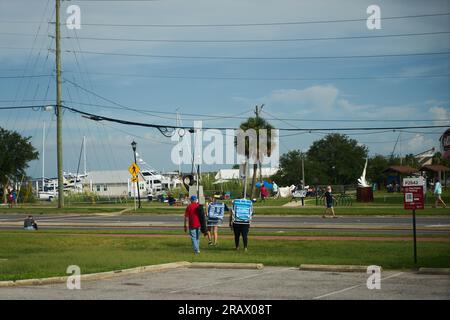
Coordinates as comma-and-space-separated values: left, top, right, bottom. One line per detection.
272, 181, 279, 198
205, 197, 229, 246
322, 186, 337, 218
7, 189, 14, 208
434, 179, 447, 208
260, 184, 269, 202
184, 195, 201, 254
229, 198, 253, 251
23, 215, 38, 230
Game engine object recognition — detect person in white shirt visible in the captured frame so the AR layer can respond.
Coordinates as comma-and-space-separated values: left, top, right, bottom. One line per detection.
434, 179, 447, 208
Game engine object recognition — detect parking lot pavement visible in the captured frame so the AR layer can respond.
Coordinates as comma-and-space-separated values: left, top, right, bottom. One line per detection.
1, 267, 449, 300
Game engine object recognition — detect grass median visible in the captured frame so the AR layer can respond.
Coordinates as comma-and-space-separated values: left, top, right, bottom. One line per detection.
0, 230, 449, 281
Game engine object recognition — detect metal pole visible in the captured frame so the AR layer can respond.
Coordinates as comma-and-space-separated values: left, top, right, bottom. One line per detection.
133, 151, 141, 209
197, 164, 200, 202
243, 162, 248, 199
42, 122, 45, 191
55, 0, 64, 208
413, 209, 417, 264
302, 154, 305, 187
83, 136, 86, 176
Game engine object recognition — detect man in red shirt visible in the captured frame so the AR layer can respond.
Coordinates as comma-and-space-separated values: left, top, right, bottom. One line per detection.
184, 195, 201, 254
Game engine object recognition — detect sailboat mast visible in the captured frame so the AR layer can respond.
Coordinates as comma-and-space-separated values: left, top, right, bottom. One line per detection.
83, 136, 86, 175
42, 121, 45, 190
176, 110, 181, 175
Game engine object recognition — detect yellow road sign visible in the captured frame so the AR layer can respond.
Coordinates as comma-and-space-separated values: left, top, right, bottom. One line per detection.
131, 177, 140, 182
128, 163, 140, 176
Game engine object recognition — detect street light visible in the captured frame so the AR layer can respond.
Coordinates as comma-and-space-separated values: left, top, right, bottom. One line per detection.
131, 140, 141, 208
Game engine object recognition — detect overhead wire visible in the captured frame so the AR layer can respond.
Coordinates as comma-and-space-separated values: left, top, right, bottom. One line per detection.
53, 13, 450, 28
64, 50, 450, 60
61, 30, 450, 43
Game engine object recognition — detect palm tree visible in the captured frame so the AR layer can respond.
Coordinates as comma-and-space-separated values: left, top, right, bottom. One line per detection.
235, 106, 275, 198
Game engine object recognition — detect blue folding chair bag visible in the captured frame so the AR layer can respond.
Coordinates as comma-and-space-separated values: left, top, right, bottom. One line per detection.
208, 203, 225, 220
233, 199, 253, 222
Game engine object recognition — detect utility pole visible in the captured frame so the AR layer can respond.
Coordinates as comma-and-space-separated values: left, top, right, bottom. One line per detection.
55, 0, 64, 208
254, 104, 264, 190
302, 153, 305, 187
176, 110, 182, 175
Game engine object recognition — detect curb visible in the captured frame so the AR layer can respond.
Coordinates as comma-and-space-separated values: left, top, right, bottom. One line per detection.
190, 262, 264, 270
417, 267, 450, 275
299, 264, 381, 273
0, 261, 191, 288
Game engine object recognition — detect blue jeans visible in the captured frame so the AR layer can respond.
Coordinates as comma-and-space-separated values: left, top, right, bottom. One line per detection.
189, 228, 200, 253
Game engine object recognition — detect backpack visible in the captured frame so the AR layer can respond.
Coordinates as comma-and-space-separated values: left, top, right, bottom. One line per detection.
233, 199, 253, 223
196, 205, 208, 234
207, 203, 225, 220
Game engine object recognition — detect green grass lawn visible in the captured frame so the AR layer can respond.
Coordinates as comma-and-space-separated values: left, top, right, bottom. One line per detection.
0, 231, 449, 281
1, 205, 449, 216
0, 207, 124, 214
1, 189, 449, 215
2, 228, 449, 238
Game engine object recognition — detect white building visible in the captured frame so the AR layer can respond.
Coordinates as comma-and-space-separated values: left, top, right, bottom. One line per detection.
82, 169, 182, 197
83, 170, 145, 197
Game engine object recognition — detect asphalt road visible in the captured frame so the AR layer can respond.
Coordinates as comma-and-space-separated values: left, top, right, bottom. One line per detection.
0, 214, 450, 234
1, 267, 449, 300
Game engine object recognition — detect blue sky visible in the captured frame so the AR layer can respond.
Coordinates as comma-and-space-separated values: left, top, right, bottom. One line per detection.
0, 0, 449, 178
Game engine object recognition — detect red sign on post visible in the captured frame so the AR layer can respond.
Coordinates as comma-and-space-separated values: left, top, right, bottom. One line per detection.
403, 186, 424, 210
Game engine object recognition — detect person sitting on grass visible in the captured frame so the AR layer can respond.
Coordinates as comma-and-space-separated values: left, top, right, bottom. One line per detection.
167, 193, 176, 206
322, 186, 337, 219
23, 215, 38, 230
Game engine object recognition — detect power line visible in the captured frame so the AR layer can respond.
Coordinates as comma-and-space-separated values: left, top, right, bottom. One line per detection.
62, 70, 450, 81
3, 100, 448, 125
54, 13, 450, 28
0, 75, 53, 79
62, 100, 450, 123
64, 50, 450, 60
2, 104, 448, 133
62, 31, 450, 43
62, 105, 450, 132
3, 12, 449, 26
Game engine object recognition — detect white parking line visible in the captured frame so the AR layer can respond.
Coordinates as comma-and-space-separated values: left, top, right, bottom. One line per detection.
169, 267, 293, 294
313, 272, 404, 300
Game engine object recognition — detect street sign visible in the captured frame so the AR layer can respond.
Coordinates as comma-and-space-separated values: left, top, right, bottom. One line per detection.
402, 177, 425, 265
403, 185, 424, 210
403, 177, 426, 194
128, 163, 140, 177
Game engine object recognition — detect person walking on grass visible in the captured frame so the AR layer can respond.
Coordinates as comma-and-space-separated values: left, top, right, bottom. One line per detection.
184, 195, 201, 254
322, 185, 337, 218
229, 198, 253, 252
205, 197, 229, 247
7, 189, 14, 209
434, 179, 447, 208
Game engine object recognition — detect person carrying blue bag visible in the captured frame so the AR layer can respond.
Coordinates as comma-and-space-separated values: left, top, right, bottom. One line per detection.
206, 197, 229, 246
229, 198, 253, 252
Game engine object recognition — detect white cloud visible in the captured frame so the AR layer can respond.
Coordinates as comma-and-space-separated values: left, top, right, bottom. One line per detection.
406, 134, 435, 154
429, 105, 450, 125
266, 85, 339, 110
